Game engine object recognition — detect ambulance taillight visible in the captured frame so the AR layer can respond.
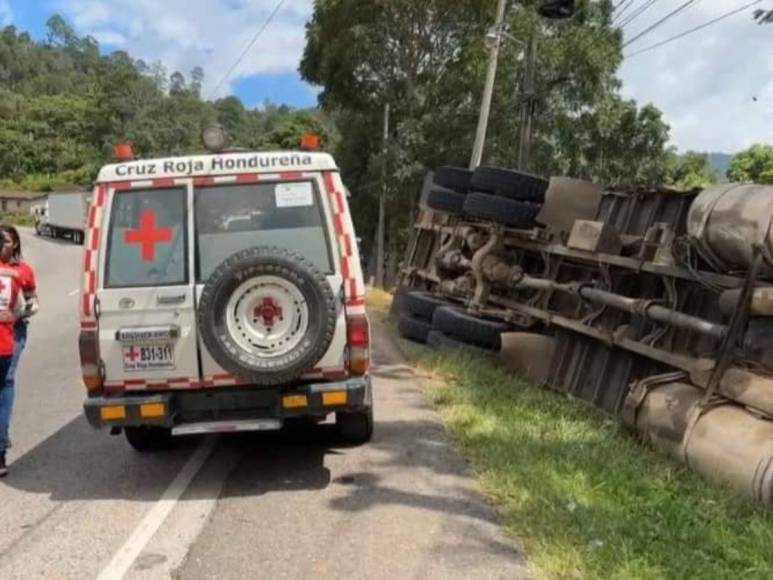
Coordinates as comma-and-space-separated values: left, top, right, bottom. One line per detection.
346, 314, 370, 376
79, 330, 103, 392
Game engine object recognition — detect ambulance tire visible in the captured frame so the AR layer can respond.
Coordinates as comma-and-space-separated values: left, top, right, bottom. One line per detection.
124, 426, 173, 452
198, 247, 337, 386
336, 406, 374, 444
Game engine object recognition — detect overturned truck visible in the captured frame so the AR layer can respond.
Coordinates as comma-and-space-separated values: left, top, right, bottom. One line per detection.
397, 166, 773, 507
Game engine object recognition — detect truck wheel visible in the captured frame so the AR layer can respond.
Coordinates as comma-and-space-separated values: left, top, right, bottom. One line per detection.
426, 330, 494, 356
124, 426, 173, 452
426, 187, 466, 214
432, 306, 508, 350
463, 193, 540, 229
398, 314, 432, 343
433, 166, 473, 193
198, 247, 337, 386
401, 291, 450, 321
470, 166, 549, 203
336, 407, 374, 444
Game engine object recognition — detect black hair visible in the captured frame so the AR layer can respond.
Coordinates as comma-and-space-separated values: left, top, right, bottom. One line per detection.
0, 225, 22, 261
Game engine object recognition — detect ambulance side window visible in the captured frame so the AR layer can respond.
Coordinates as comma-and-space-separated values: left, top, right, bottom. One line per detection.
105, 188, 188, 288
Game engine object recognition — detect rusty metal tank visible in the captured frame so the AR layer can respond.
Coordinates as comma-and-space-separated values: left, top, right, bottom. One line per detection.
687, 184, 773, 277
632, 381, 773, 506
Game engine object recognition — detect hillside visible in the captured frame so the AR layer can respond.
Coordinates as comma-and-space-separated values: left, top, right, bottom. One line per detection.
0, 15, 329, 192
708, 152, 732, 180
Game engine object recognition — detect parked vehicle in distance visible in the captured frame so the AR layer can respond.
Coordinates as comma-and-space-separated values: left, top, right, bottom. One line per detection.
34, 191, 89, 244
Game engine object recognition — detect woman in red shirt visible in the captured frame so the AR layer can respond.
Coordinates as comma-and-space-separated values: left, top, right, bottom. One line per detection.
0, 227, 24, 476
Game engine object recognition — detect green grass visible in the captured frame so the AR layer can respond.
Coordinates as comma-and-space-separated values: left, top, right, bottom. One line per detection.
396, 339, 773, 579
0, 212, 36, 227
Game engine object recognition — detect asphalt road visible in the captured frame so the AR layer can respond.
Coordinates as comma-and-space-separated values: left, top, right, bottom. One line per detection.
0, 230, 526, 580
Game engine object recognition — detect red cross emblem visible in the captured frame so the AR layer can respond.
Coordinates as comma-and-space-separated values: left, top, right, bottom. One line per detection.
125, 346, 140, 363
125, 209, 173, 262
254, 297, 283, 328
0, 279, 7, 294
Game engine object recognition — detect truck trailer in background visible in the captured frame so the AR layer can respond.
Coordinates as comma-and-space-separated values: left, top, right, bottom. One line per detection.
34, 191, 89, 244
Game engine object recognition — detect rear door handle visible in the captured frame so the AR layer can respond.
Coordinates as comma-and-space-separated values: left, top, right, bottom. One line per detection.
157, 293, 187, 305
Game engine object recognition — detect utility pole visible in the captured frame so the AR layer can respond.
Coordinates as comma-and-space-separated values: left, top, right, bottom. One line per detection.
376, 103, 389, 289
469, 0, 508, 170
517, 35, 537, 171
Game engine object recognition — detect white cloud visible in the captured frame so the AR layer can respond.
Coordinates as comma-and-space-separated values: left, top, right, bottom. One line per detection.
619, 0, 773, 153
0, 0, 13, 25
53, 0, 313, 100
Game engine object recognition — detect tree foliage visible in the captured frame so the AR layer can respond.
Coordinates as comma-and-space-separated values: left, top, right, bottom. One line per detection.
0, 15, 328, 191
301, 0, 673, 270
665, 150, 718, 190
727, 144, 773, 184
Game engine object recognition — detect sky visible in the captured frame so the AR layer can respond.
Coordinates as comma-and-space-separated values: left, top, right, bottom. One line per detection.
0, 0, 770, 154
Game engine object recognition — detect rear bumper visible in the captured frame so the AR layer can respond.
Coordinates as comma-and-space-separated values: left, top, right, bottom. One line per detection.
83, 376, 371, 431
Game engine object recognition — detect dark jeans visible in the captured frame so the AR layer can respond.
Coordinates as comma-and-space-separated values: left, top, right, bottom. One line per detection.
0, 323, 27, 454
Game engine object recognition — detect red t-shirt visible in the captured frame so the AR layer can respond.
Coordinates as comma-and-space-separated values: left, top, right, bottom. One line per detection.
12, 261, 36, 296
0, 265, 22, 356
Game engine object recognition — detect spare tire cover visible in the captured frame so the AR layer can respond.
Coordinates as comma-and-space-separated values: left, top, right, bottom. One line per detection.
198, 247, 337, 386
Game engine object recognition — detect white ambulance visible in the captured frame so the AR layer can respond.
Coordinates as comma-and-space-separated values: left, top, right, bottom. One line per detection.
80, 135, 372, 450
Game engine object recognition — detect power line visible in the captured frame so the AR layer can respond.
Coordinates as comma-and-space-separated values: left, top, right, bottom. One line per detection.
612, 0, 638, 23
618, 0, 659, 29
623, 0, 700, 48
207, 0, 287, 100
625, 0, 764, 57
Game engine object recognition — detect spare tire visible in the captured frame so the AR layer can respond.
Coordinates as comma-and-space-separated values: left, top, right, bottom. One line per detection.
198, 247, 337, 385
433, 166, 473, 193
426, 187, 466, 214
432, 306, 508, 350
463, 193, 540, 228
471, 166, 549, 203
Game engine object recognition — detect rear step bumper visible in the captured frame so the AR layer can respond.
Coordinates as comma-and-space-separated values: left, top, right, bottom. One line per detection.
83, 376, 371, 433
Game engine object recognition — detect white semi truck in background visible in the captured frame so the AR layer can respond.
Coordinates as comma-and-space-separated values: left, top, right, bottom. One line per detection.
33, 191, 89, 244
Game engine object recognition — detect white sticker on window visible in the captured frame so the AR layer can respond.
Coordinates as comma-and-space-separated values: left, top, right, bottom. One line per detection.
275, 183, 313, 208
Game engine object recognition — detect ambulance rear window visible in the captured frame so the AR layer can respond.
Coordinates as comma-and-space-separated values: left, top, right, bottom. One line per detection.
105, 188, 188, 288
195, 181, 333, 281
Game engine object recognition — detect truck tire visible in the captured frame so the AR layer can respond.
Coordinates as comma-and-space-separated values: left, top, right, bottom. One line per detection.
470, 166, 549, 203
336, 407, 374, 444
426, 187, 466, 214
398, 314, 433, 343
426, 330, 494, 357
401, 291, 450, 321
433, 166, 473, 193
432, 306, 508, 350
463, 193, 540, 228
198, 247, 337, 386
124, 426, 173, 451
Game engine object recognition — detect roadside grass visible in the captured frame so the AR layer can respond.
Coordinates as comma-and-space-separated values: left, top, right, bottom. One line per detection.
367, 289, 773, 578
0, 212, 35, 228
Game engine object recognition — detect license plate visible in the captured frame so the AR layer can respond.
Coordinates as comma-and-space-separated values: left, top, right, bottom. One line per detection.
123, 344, 175, 372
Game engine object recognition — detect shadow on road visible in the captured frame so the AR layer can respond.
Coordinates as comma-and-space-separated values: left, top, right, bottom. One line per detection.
1, 416, 338, 502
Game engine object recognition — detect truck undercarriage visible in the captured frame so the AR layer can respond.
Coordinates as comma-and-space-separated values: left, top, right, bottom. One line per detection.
398, 176, 773, 506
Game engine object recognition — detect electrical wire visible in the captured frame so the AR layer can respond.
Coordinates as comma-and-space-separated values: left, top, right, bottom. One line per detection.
612, 0, 638, 23
207, 0, 288, 100
623, 0, 700, 48
625, 0, 764, 57
618, 0, 659, 29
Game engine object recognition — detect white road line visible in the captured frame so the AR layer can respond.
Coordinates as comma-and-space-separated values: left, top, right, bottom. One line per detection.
97, 437, 217, 580
67, 289, 79, 296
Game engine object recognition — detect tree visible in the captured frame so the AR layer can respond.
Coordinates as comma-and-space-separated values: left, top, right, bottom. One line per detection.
301, 0, 668, 278
727, 144, 773, 184
665, 151, 718, 190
